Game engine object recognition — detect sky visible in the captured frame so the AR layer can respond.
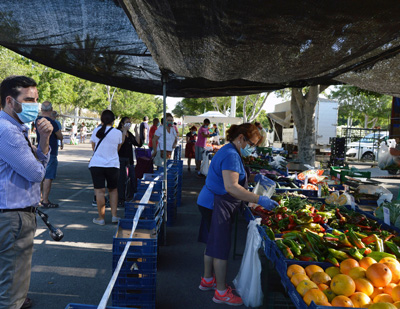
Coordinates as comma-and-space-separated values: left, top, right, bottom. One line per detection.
164, 86, 334, 115
164, 94, 282, 114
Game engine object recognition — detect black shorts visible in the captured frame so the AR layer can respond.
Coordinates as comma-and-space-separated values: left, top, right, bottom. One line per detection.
89, 167, 119, 189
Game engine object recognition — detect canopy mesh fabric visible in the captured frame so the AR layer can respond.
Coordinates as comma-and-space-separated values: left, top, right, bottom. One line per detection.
1, 0, 400, 97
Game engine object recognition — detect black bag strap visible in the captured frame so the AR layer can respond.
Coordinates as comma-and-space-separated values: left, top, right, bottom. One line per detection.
93, 127, 113, 154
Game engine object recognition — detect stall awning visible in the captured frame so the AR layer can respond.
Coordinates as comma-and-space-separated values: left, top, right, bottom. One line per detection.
183, 111, 242, 124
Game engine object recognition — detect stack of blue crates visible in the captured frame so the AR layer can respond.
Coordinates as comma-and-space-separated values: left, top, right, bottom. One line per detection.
167, 160, 183, 208
154, 166, 178, 226
173, 144, 182, 160
111, 184, 164, 309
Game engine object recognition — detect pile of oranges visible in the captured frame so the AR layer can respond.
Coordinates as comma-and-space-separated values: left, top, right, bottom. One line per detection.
287, 256, 400, 308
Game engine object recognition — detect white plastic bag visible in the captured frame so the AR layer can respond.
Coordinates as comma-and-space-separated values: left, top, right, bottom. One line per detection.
378, 139, 396, 170
233, 218, 263, 307
153, 150, 163, 167
270, 154, 287, 169
200, 152, 210, 176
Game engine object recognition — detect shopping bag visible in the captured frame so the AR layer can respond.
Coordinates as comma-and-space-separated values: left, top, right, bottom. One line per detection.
200, 152, 209, 176
153, 150, 163, 167
378, 139, 396, 170
233, 218, 263, 307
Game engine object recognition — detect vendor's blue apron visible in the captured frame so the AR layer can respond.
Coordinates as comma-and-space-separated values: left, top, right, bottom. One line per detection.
205, 161, 250, 260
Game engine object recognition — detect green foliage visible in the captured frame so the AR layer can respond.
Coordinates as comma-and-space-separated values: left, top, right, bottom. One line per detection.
328, 85, 391, 128
172, 98, 214, 117
0, 46, 162, 119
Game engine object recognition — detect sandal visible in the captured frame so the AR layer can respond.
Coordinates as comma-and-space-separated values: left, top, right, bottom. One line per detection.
41, 201, 59, 208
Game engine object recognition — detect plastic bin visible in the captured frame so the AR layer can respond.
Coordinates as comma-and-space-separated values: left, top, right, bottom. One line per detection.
112, 287, 156, 305
330, 166, 371, 182
113, 255, 157, 273
65, 304, 133, 309
124, 199, 163, 220
114, 272, 156, 288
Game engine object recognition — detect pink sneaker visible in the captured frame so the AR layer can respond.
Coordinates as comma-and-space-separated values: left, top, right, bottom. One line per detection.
213, 286, 243, 306
199, 276, 216, 291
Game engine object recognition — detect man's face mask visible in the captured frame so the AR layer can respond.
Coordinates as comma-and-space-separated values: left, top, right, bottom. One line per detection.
13, 99, 39, 123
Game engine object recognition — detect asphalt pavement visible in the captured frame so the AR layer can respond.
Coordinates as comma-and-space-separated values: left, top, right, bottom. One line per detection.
28, 143, 251, 309
27, 145, 400, 309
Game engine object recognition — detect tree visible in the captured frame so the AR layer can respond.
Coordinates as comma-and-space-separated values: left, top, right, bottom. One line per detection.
328, 85, 391, 128
172, 98, 213, 117
239, 93, 271, 123
291, 85, 329, 165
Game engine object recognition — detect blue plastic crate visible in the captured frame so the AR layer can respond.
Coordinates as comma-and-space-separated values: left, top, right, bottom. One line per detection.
114, 271, 156, 288
113, 255, 157, 273
65, 304, 133, 309
133, 192, 163, 203
137, 179, 163, 191
112, 287, 156, 304
125, 199, 163, 220
119, 208, 163, 231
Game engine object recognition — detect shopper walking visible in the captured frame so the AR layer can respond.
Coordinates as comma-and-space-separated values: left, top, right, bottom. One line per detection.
152, 113, 178, 163
89, 110, 122, 225
185, 125, 197, 171
80, 122, 88, 144
148, 117, 159, 152
195, 118, 211, 176
117, 117, 142, 207
36, 101, 63, 208
139, 116, 149, 145
197, 123, 278, 306
0, 75, 52, 309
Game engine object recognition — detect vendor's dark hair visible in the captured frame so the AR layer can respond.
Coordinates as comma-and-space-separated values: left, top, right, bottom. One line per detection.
97, 110, 115, 138
190, 125, 197, 131
226, 123, 262, 145
117, 116, 130, 130
1, 75, 37, 108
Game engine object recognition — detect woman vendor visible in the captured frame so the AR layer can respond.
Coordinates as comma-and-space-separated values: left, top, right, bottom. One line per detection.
197, 123, 278, 306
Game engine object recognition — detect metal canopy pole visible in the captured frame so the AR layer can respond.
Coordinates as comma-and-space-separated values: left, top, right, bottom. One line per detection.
162, 73, 168, 245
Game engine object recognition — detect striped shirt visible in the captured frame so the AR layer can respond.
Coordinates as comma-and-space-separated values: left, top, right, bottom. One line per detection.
0, 111, 50, 209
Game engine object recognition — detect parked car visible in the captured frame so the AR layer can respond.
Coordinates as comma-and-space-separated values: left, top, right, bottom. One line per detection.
346, 131, 389, 161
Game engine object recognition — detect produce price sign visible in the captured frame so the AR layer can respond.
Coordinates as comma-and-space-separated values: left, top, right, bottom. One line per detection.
383, 206, 390, 226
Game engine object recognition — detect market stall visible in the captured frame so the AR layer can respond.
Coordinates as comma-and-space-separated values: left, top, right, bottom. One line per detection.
242, 161, 400, 308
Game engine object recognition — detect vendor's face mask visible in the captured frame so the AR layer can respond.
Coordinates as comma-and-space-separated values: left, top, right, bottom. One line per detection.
167, 120, 173, 127
241, 137, 256, 157
240, 144, 255, 157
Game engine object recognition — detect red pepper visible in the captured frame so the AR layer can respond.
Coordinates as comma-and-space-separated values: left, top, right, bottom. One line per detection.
313, 214, 322, 223
299, 256, 314, 262
356, 224, 372, 230
276, 214, 283, 221
310, 206, 315, 213
324, 237, 339, 242
363, 247, 372, 255
362, 234, 378, 245
385, 234, 396, 242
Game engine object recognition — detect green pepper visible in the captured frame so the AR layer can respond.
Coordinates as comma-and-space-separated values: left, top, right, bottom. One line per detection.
392, 236, 400, 246
283, 239, 302, 256
354, 231, 368, 239
338, 234, 353, 247
375, 238, 384, 252
349, 248, 364, 261
332, 229, 344, 236
325, 254, 340, 267
367, 251, 396, 262
328, 248, 351, 261
347, 229, 366, 249
276, 240, 294, 259
385, 241, 400, 259
264, 226, 275, 241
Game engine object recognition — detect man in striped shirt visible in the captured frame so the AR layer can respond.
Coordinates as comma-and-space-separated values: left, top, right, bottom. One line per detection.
0, 76, 52, 309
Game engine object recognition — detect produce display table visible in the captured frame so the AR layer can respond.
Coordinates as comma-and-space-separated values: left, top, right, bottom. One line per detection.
242, 163, 400, 309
